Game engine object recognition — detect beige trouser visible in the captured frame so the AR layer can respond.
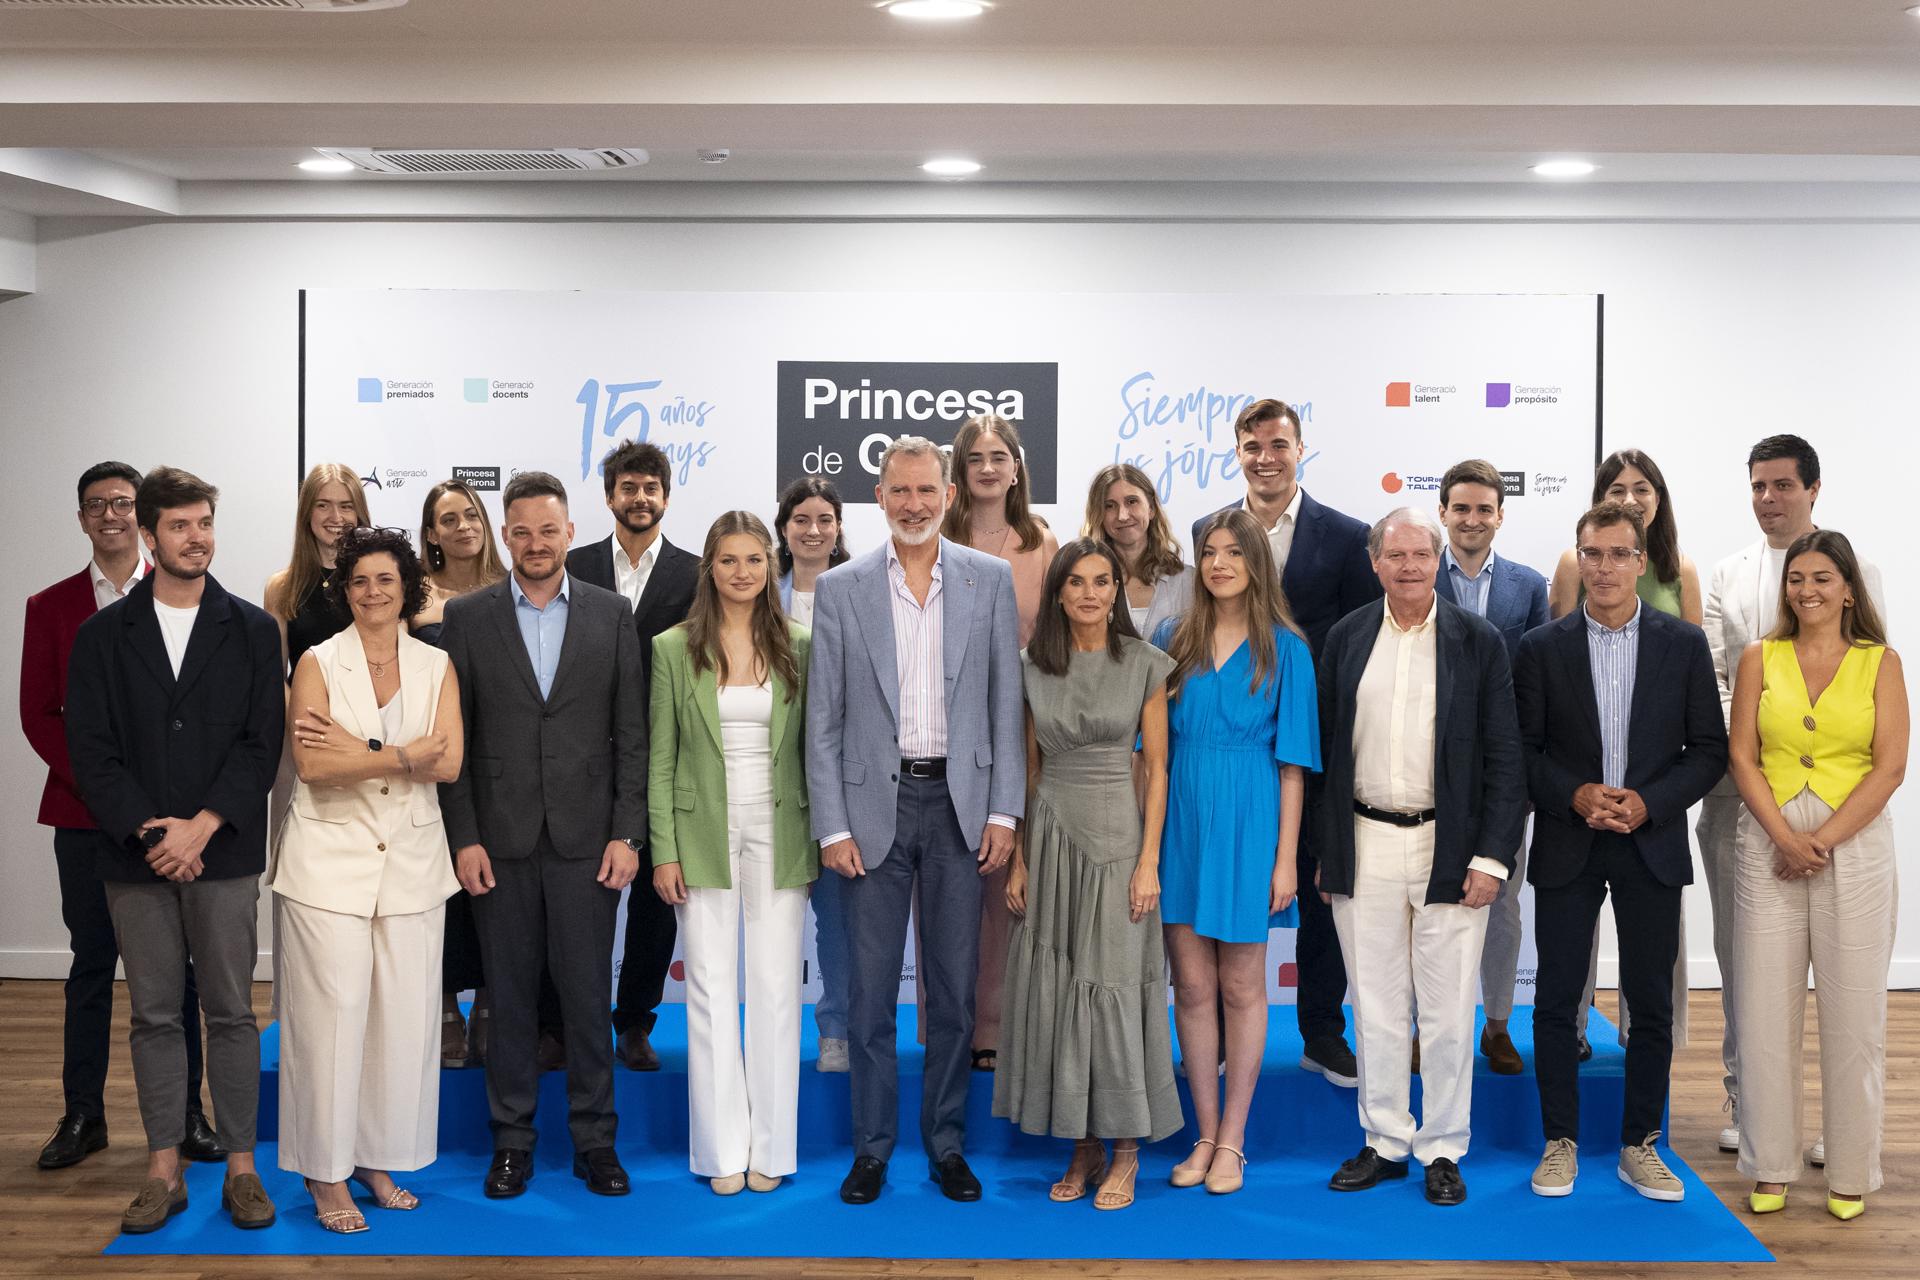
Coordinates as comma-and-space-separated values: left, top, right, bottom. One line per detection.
1734, 788, 1897, 1196
276, 897, 444, 1182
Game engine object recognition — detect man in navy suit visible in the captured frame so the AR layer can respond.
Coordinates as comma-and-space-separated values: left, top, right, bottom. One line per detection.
1192, 398, 1380, 1087
1513, 501, 1725, 1202
1432, 459, 1549, 1074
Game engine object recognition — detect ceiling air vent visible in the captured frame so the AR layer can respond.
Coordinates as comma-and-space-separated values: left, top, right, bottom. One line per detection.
317, 148, 649, 175
0, 1, 407, 10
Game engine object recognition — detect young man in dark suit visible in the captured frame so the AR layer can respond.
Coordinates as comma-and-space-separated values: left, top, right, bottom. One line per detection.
565, 440, 699, 1072
65, 467, 285, 1234
1514, 501, 1726, 1202
1192, 398, 1380, 1087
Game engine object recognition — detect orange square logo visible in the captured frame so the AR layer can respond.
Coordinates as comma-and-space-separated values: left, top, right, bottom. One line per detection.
1385, 381, 1411, 407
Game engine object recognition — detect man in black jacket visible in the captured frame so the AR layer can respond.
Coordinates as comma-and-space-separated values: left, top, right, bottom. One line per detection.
66, 467, 283, 1236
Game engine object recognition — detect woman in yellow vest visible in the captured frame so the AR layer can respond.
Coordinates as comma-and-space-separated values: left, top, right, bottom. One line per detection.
648, 511, 817, 1195
1727, 529, 1906, 1221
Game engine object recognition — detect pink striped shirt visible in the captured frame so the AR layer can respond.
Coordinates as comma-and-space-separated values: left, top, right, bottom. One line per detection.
888, 541, 947, 757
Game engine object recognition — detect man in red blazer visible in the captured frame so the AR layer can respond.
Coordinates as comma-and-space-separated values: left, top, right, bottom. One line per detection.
21, 461, 221, 1170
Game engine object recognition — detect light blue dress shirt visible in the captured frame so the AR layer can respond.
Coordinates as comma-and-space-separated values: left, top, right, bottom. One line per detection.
1442, 545, 1496, 618
1583, 599, 1641, 789
511, 571, 571, 700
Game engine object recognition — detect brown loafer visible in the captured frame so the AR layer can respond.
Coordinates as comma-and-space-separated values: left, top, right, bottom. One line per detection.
121, 1177, 187, 1234
1480, 1027, 1525, 1075
222, 1171, 277, 1229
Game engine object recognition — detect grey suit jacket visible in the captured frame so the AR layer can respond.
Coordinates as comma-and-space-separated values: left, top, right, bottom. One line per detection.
805, 538, 1025, 864
437, 574, 648, 858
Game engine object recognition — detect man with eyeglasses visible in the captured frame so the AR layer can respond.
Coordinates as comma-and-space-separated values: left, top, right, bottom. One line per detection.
21, 462, 222, 1172
1513, 501, 1726, 1202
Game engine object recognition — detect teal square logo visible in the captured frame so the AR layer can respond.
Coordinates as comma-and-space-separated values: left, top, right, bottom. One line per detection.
465, 378, 488, 403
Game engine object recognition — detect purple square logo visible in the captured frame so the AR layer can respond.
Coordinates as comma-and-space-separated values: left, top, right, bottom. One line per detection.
1485, 382, 1512, 409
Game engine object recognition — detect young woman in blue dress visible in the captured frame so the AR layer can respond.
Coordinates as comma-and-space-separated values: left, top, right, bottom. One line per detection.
1151, 508, 1321, 1194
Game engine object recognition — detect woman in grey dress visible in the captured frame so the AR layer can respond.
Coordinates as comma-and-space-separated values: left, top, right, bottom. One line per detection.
994, 539, 1183, 1211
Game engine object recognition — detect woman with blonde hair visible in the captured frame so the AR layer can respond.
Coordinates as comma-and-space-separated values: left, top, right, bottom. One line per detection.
1082, 462, 1193, 646
266, 463, 370, 679
1152, 508, 1320, 1195
650, 511, 817, 1195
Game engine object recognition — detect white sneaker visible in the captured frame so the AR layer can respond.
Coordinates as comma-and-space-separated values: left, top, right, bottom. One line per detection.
1810, 1136, 1826, 1167
817, 1037, 850, 1073
1718, 1096, 1740, 1153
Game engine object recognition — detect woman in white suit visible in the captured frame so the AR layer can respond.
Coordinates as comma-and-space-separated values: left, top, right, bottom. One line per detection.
270, 527, 463, 1234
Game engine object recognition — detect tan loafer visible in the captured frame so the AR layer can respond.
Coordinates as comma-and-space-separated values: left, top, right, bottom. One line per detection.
121, 1177, 187, 1234
222, 1171, 277, 1229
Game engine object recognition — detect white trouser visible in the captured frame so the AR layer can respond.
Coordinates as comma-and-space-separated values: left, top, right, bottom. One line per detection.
1332, 817, 1489, 1166
679, 802, 809, 1178
275, 897, 444, 1182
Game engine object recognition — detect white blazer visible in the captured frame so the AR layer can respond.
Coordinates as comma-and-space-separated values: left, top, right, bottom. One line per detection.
267, 626, 458, 917
1702, 535, 1886, 797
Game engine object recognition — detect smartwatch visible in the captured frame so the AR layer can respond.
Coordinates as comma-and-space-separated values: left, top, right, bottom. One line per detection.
366, 737, 383, 752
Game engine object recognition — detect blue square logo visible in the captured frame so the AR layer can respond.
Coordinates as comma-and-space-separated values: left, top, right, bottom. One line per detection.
465, 378, 488, 403
357, 377, 382, 404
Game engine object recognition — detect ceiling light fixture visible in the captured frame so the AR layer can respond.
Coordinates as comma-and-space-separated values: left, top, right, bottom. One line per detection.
921, 158, 983, 177
883, 1, 989, 21
297, 157, 356, 174
1531, 159, 1597, 178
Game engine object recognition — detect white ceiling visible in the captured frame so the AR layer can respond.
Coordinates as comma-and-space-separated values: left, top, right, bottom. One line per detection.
3, 0, 1920, 218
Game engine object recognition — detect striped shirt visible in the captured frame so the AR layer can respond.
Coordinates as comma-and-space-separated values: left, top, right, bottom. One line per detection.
888, 540, 946, 758
1442, 546, 1496, 618
1584, 600, 1642, 788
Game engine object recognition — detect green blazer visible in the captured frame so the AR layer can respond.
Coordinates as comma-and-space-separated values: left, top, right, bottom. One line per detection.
648, 622, 819, 890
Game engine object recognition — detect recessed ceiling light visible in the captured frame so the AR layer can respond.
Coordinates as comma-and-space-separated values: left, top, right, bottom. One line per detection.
1531, 159, 1597, 178
883, 1, 989, 20
1907, 4, 1920, 16
297, 157, 356, 174
921, 158, 983, 177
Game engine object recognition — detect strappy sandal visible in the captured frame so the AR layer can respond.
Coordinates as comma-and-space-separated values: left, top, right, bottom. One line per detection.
305, 1178, 369, 1234
1205, 1144, 1247, 1195
1094, 1145, 1140, 1210
1169, 1137, 1215, 1187
1049, 1138, 1108, 1202
972, 1049, 997, 1072
350, 1170, 419, 1210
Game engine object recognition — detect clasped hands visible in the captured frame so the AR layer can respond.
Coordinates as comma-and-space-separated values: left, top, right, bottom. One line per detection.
1769, 828, 1831, 882
1572, 782, 1649, 833
138, 810, 221, 882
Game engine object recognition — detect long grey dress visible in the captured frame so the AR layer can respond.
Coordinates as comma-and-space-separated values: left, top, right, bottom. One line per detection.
993, 636, 1184, 1142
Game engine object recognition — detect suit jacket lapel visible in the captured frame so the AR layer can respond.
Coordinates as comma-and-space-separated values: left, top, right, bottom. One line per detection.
1626, 610, 1668, 760
1282, 491, 1324, 600
330, 624, 386, 742
490, 581, 545, 703
547, 581, 588, 701
941, 545, 976, 712
1557, 611, 1603, 745
1434, 600, 1459, 748
1485, 559, 1516, 629
769, 665, 792, 765
691, 660, 723, 754
1337, 601, 1381, 732
123, 584, 175, 694
858, 557, 901, 727
171, 579, 231, 704
397, 632, 437, 738
633, 539, 684, 626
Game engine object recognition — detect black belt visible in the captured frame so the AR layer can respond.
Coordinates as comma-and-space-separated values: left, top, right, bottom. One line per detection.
901, 757, 946, 780
1354, 800, 1436, 828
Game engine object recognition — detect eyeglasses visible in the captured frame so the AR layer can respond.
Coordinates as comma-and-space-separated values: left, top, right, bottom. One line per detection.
81, 497, 135, 517
1576, 546, 1644, 567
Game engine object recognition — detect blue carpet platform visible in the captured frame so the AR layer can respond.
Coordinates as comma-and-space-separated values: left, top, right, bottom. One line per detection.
108, 1004, 1768, 1263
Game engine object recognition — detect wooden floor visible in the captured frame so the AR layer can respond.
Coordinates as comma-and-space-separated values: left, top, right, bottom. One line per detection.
0, 980, 1910, 1279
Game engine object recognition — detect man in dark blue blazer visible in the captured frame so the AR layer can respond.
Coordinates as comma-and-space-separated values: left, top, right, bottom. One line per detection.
1513, 502, 1726, 1203
1191, 398, 1379, 1087
1432, 458, 1550, 1074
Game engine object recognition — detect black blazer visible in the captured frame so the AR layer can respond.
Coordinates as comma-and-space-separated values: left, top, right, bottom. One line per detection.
1513, 607, 1728, 890
567, 533, 700, 695
1193, 488, 1380, 658
64, 575, 284, 883
1314, 596, 1526, 904
437, 576, 649, 859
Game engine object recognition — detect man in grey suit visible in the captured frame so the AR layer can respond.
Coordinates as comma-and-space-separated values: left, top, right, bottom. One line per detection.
439, 471, 648, 1202
808, 436, 1025, 1205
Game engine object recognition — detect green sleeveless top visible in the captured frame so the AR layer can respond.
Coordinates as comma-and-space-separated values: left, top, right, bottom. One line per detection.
1577, 565, 1684, 619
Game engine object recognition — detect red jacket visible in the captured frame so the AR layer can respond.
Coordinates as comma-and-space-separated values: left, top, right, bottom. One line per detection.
21, 567, 127, 829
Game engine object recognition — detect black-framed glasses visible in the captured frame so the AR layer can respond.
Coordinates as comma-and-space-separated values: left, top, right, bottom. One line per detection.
81, 497, 135, 517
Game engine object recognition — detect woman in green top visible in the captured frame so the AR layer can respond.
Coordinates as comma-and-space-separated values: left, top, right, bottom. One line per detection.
649, 511, 817, 1196
1549, 449, 1703, 624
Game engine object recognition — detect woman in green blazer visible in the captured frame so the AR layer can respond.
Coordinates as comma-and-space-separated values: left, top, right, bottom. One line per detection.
649, 511, 818, 1196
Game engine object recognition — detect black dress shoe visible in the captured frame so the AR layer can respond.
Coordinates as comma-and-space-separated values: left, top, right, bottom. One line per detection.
180, 1111, 227, 1163
484, 1148, 534, 1199
1299, 1036, 1360, 1088
1424, 1157, 1467, 1205
616, 1027, 660, 1072
37, 1114, 108, 1170
1329, 1146, 1409, 1191
929, 1153, 982, 1202
572, 1146, 630, 1196
1577, 1034, 1594, 1063
840, 1155, 887, 1205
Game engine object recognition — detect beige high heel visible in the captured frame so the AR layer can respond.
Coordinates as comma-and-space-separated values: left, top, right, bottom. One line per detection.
1205, 1144, 1247, 1194
1169, 1137, 1215, 1188
1050, 1138, 1107, 1202
350, 1170, 419, 1210
304, 1178, 368, 1234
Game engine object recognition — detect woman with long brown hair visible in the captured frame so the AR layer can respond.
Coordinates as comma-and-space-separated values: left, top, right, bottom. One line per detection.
1152, 508, 1320, 1195
1549, 448, 1702, 623
266, 463, 369, 679
1082, 462, 1193, 645
649, 511, 817, 1194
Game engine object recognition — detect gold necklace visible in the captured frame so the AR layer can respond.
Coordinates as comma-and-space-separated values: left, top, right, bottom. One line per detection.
367, 649, 399, 676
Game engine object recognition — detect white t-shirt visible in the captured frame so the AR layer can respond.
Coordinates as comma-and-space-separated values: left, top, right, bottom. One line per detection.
152, 601, 199, 677
788, 588, 815, 627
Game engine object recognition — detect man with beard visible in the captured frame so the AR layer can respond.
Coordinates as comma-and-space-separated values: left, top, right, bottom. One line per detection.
567, 440, 700, 1072
808, 436, 1025, 1205
440, 470, 647, 1199
66, 467, 284, 1234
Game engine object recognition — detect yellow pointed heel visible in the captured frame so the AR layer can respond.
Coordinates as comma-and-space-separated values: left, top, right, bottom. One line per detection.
1748, 1190, 1786, 1214
1828, 1195, 1865, 1221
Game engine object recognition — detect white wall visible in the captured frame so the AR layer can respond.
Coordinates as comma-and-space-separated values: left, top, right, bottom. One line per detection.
2, 214, 1914, 986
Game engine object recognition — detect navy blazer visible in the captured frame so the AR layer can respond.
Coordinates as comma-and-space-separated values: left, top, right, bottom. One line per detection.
567, 533, 699, 697
1433, 551, 1551, 663
1313, 596, 1526, 904
64, 574, 284, 883
1193, 488, 1380, 659
1513, 607, 1727, 890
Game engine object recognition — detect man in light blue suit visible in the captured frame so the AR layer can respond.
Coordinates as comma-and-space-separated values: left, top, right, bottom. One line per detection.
1432, 458, 1550, 1074
807, 436, 1026, 1206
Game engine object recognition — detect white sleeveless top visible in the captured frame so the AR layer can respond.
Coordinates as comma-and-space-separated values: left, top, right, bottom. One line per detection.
717, 682, 774, 807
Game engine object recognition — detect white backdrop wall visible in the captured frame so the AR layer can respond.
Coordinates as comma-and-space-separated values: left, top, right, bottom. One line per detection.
1, 215, 1915, 992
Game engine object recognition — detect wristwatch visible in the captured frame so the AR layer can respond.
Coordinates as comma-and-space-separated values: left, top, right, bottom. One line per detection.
366, 737, 383, 752
622, 837, 644, 855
